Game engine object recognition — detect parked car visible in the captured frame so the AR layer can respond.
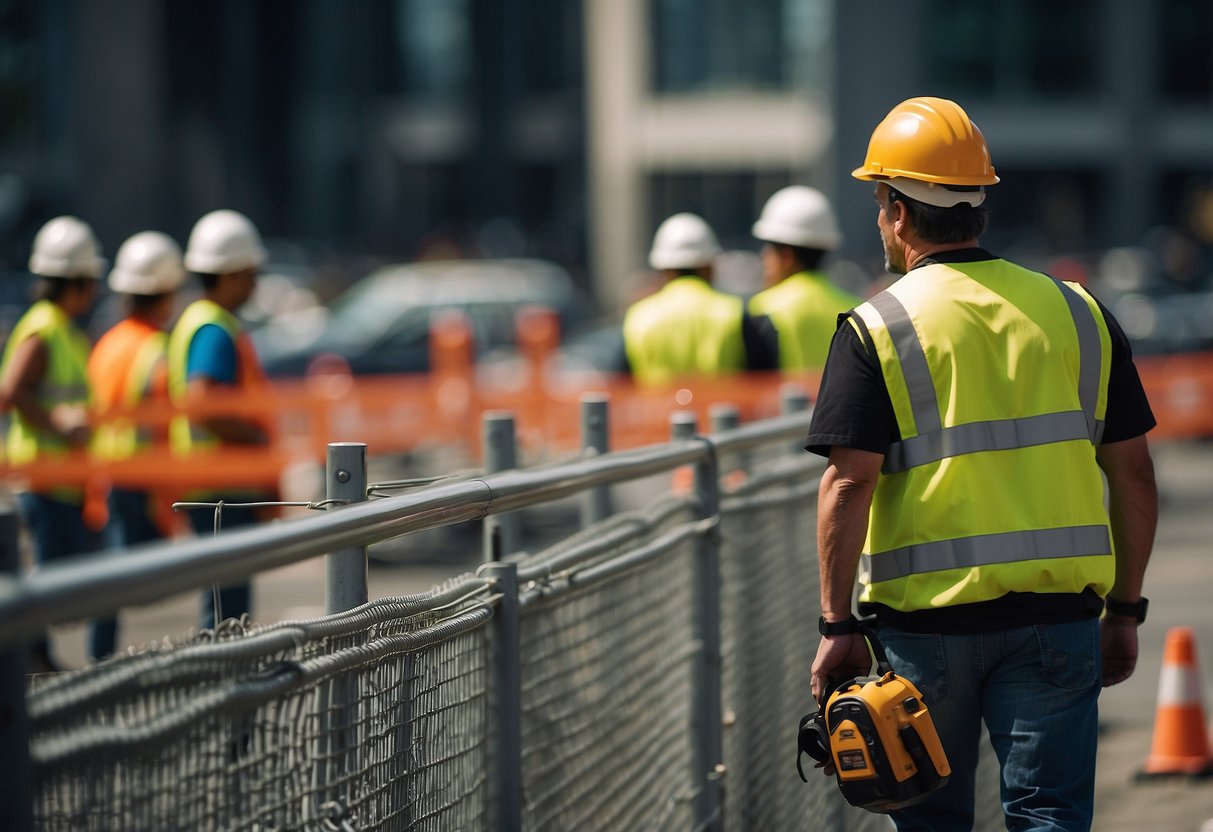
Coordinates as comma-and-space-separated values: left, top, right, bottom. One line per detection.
254, 258, 588, 377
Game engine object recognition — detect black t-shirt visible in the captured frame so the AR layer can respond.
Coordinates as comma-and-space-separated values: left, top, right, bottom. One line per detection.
804, 249, 1156, 632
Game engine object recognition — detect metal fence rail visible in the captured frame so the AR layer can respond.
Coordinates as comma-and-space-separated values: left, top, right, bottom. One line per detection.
3, 394, 1002, 831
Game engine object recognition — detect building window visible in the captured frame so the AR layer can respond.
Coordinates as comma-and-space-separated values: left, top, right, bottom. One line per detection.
521, 0, 581, 94
981, 168, 1102, 255
926, 0, 1096, 99
395, 0, 471, 98
0, 0, 40, 150
1159, 0, 1212, 100
650, 0, 829, 94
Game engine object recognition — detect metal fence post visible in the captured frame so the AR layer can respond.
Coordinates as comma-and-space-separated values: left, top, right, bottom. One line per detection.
709, 404, 741, 484
483, 412, 521, 562
780, 383, 811, 452
326, 442, 369, 614
320, 443, 367, 824
0, 506, 32, 832
672, 412, 724, 831
484, 561, 523, 832
579, 393, 612, 528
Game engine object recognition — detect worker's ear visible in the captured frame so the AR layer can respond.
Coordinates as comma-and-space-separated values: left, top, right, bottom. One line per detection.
889, 198, 910, 239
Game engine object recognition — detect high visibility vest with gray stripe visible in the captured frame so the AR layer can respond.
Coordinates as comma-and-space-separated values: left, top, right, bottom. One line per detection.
166, 299, 243, 455
0, 300, 91, 468
623, 276, 748, 385
849, 259, 1115, 612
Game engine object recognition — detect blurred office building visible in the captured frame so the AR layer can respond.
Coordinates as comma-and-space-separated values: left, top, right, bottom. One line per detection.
0, 0, 1209, 310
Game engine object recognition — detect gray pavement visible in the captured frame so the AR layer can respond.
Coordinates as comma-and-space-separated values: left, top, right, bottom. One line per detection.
1092, 440, 1213, 831
48, 439, 1213, 830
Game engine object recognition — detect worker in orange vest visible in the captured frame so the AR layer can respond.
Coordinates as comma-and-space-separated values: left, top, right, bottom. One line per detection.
87, 231, 186, 659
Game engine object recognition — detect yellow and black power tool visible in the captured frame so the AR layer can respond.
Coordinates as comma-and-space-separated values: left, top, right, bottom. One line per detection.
796, 622, 951, 813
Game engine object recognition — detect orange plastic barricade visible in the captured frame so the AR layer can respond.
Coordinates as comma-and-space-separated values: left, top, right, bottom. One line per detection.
1135, 351, 1213, 441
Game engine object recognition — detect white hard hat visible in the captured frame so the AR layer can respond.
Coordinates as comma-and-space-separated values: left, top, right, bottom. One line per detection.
648, 212, 722, 271
752, 185, 842, 250
108, 231, 187, 295
183, 209, 267, 275
28, 215, 107, 278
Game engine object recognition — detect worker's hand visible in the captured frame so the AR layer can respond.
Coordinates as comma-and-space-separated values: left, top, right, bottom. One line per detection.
1101, 617, 1139, 686
811, 633, 872, 702
50, 404, 90, 448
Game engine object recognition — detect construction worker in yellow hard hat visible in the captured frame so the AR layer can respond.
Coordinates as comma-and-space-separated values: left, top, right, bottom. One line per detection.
748, 186, 861, 372
622, 212, 778, 384
0, 215, 104, 672
87, 230, 186, 659
805, 97, 1158, 830
167, 209, 273, 630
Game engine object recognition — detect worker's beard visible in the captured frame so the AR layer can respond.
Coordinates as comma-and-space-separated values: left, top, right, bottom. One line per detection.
881, 228, 907, 275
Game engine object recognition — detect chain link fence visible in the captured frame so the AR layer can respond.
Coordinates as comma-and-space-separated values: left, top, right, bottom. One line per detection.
14, 405, 1001, 831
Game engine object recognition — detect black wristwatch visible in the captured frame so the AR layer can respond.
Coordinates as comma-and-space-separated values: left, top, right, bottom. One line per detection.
1105, 596, 1149, 624
818, 614, 860, 636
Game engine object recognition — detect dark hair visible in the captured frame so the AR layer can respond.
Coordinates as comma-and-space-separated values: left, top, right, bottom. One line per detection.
195, 272, 220, 291
130, 292, 169, 313
887, 187, 988, 244
36, 276, 93, 302
773, 243, 827, 272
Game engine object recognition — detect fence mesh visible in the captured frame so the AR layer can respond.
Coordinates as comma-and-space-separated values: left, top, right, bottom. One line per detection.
31, 579, 495, 832
25, 425, 1004, 831
516, 498, 699, 832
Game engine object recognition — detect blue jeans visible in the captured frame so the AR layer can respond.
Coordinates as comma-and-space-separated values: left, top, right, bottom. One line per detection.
186, 500, 258, 629
877, 619, 1101, 832
17, 492, 100, 664
91, 489, 165, 659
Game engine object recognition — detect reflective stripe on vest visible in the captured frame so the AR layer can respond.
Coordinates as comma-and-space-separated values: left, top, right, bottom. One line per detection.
852, 259, 1114, 609
861, 524, 1112, 584
747, 271, 861, 371
870, 279, 1105, 474
623, 276, 747, 385
0, 300, 91, 467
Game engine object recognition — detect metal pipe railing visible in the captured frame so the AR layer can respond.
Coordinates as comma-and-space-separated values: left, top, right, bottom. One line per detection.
0, 410, 812, 650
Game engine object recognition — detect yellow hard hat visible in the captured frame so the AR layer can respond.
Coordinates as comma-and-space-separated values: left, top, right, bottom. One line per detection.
852, 97, 998, 187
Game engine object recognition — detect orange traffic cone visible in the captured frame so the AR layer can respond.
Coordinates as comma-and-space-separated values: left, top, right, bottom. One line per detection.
1140, 626, 1213, 777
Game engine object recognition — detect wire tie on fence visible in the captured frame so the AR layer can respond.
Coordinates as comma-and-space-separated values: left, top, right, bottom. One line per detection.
319, 800, 358, 832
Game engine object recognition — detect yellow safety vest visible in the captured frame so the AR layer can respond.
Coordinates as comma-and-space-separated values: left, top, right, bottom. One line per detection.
0, 300, 91, 500
89, 318, 167, 461
748, 271, 861, 372
166, 299, 245, 455
623, 276, 747, 385
849, 259, 1114, 612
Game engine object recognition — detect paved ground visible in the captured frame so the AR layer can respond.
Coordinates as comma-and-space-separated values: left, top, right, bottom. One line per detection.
47, 439, 1213, 829
1089, 440, 1213, 831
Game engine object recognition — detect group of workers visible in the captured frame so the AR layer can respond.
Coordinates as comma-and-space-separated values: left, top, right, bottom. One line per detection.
622, 182, 861, 382
2, 92, 1160, 830
0, 209, 272, 670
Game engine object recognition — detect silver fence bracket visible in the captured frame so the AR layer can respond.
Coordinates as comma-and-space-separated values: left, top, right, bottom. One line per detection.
326, 442, 369, 615
0, 507, 32, 832
671, 411, 724, 831
484, 561, 522, 831
579, 393, 613, 528
482, 411, 520, 562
